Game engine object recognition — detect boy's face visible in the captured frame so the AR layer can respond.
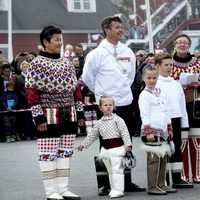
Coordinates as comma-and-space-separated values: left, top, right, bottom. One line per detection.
158, 58, 173, 77
142, 70, 158, 90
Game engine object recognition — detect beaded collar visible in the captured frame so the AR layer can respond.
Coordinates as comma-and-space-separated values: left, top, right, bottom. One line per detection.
144, 87, 161, 97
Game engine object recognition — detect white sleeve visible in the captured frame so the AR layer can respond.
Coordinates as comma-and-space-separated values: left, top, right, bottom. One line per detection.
82, 51, 97, 92
179, 84, 189, 128
138, 91, 151, 126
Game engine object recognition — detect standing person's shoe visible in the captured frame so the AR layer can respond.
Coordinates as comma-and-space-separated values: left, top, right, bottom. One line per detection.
98, 186, 110, 196
160, 185, 177, 193
125, 183, 146, 192
172, 179, 193, 188
148, 187, 167, 195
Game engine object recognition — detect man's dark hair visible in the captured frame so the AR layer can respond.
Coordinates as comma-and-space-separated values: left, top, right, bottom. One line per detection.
2, 63, 11, 71
101, 16, 122, 36
40, 25, 62, 49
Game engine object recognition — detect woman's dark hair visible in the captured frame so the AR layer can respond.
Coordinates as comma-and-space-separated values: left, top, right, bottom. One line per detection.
40, 25, 62, 49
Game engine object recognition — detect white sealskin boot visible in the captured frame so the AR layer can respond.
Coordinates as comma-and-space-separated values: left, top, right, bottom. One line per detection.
56, 158, 80, 200
109, 174, 124, 198
39, 161, 64, 200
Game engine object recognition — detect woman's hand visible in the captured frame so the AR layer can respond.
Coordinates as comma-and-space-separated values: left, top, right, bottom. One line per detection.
37, 123, 47, 132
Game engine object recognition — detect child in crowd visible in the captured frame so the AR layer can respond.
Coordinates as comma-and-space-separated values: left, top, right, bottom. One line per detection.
0, 81, 19, 142
155, 52, 193, 188
138, 65, 176, 195
77, 96, 132, 198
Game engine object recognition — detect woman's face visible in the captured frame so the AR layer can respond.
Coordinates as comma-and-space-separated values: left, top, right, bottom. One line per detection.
44, 33, 62, 54
174, 36, 190, 56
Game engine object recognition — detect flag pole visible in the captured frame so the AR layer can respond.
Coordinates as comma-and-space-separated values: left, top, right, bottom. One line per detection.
8, 0, 13, 62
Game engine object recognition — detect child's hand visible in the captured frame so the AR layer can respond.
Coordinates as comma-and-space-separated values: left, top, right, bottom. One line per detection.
125, 146, 132, 152
147, 134, 155, 142
76, 145, 84, 151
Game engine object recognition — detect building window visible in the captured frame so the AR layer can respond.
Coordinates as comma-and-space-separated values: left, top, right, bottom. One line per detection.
68, 0, 96, 13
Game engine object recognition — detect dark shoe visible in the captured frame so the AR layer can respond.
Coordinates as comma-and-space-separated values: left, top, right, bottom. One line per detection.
98, 186, 110, 196
172, 179, 194, 188
133, 131, 140, 137
148, 187, 167, 195
125, 183, 146, 192
62, 197, 81, 200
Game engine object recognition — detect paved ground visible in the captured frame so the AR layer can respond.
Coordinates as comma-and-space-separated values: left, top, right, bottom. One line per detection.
0, 136, 199, 200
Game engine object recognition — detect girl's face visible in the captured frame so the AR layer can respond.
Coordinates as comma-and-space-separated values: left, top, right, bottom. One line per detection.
100, 98, 114, 116
158, 58, 173, 77
142, 70, 158, 90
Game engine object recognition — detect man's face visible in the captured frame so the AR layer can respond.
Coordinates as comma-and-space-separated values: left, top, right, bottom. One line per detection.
3, 68, 11, 78
74, 46, 83, 58
106, 21, 123, 42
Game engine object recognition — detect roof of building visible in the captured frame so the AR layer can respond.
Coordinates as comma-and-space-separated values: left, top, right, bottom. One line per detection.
0, 0, 120, 33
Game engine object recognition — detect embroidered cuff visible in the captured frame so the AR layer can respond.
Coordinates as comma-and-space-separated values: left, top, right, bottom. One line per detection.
75, 100, 84, 112
31, 104, 44, 117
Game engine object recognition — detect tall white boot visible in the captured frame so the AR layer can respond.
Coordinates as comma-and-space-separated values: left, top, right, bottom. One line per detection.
110, 174, 124, 198
39, 161, 64, 200
56, 158, 80, 199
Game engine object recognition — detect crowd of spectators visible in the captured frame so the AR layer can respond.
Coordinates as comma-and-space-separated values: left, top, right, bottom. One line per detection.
0, 51, 37, 143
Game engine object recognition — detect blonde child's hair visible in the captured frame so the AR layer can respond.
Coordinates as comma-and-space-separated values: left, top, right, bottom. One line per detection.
99, 96, 115, 108
154, 52, 172, 65
142, 64, 159, 76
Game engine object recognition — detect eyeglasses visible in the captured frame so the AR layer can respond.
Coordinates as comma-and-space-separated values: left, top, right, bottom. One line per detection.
175, 41, 190, 45
136, 54, 144, 57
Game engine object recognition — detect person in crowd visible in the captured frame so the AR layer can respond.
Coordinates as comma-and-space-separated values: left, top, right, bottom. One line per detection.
82, 15, 145, 196
194, 49, 200, 60
155, 52, 193, 188
10, 52, 30, 75
72, 55, 82, 80
74, 44, 85, 70
64, 44, 74, 61
1, 62, 16, 91
25, 25, 85, 200
0, 81, 19, 143
131, 50, 148, 137
138, 64, 176, 195
15, 60, 36, 140
73, 44, 87, 135
135, 50, 148, 70
77, 96, 132, 198
171, 33, 200, 183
